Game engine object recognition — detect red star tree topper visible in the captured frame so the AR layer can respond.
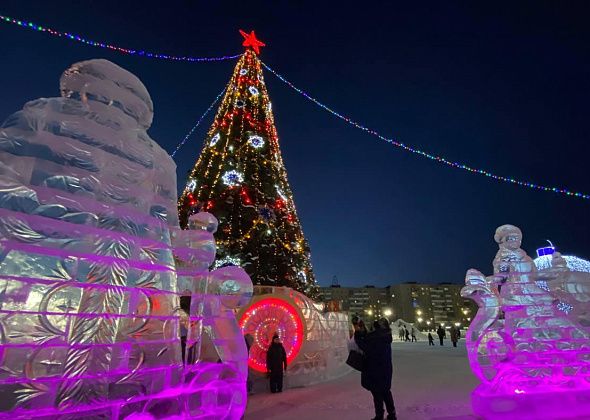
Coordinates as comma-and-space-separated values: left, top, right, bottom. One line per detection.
240, 29, 266, 54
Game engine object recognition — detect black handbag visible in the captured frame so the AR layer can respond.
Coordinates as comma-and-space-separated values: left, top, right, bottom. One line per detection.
346, 350, 364, 371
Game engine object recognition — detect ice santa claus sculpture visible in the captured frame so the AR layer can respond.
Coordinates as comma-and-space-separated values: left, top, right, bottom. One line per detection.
461, 224, 590, 419
0, 59, 252, 419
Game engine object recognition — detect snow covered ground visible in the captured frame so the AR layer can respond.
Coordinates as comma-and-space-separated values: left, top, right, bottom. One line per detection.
245, 340, 478, 420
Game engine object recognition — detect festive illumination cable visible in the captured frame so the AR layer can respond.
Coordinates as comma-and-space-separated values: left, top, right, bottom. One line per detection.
170, 88, 226, 157
0, 14, 241, 62
261, 61, 590, 201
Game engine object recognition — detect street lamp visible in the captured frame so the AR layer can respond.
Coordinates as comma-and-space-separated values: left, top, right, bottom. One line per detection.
416, 310, 422, 316
366, 309, 373, 316
417, 317, 423, 323
383, 309, 392, 317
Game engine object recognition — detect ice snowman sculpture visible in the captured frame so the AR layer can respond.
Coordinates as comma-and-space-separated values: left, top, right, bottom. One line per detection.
461, 225, 590, 419
0, 59, 252, 419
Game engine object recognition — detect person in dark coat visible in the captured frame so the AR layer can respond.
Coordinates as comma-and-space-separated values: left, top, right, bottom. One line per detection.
450, 326, 459, 348
355, 318, 397, 420
437, 325, 446, 346
266, 334, 287, 393
404, 328, 410, 342
428, 332, 435, 346
244, 333, 254, 393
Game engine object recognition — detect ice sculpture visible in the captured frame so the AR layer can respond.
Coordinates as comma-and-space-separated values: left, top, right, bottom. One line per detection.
461, 224, 590, 419
0, 59, 252, 419
239, 286, 350, 390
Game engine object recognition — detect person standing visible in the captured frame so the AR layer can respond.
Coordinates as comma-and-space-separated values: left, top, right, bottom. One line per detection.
437, 325, 446, 346
404, 327, 410, 342
428, 332, 435, 346
244, 333, 254, 393
450, 326, 459, 348
266, 334, 287, 393
355, 318, 397, 420
411, 327, 417, 342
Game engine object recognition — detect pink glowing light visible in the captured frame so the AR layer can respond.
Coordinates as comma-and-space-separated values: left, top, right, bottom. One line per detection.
239, 297, 304, 372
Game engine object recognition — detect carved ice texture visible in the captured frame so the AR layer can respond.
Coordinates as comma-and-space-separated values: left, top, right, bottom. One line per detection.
240, 286, 350, 391
0, 59, 252, 419
461, 224, 590, 419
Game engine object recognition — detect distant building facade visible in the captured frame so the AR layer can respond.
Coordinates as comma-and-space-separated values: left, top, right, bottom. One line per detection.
319, 282, 476, 329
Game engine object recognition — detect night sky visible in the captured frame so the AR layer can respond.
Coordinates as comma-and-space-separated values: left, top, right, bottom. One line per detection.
1, 1, 589, 287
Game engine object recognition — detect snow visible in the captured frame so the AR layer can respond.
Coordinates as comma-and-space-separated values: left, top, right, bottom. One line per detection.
246, 341, 478, 420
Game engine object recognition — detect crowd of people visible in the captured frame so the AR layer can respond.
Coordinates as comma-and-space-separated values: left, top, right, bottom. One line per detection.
396, 323, 462, 347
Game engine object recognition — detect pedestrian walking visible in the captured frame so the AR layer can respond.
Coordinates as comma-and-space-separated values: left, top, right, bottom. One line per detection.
266, 334, 287, 393
428, 332, 435, 346
437, 325, 446, 346
355, 318, 397, 420
411, 327, 417, 342
404, 327, 410, 342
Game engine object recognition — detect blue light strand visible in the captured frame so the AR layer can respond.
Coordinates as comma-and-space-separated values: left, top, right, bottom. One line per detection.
0, 14, 241, 62
170, 88, 226, 157
261, 61, 590, 201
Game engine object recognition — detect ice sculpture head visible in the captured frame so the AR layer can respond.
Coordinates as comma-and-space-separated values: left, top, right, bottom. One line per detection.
172, 227, 216, 269
188, 212, 218, 233
210, 265, 253, 309
60, 59, 154, 129
494, 224, 522, 250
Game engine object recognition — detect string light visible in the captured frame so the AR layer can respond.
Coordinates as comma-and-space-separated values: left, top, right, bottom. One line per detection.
534, 255, 590, 273
261, 61, 590, 201
213, 255, 242, 269
170, 88, 226, 157
0, 14, 241, 62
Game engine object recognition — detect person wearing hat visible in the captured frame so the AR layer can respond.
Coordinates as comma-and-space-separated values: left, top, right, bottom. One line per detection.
266, 333, 288, 393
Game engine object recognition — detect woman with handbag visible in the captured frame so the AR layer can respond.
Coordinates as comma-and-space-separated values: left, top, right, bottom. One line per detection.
355, 318, 397, 420
346, 317, 366, 371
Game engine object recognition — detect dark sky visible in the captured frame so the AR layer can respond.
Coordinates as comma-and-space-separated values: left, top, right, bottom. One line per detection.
1, 1, 589, 287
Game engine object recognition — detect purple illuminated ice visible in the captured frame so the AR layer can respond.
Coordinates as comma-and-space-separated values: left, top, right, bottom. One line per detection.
0, 59, 252, 419
462, 225, 590, 419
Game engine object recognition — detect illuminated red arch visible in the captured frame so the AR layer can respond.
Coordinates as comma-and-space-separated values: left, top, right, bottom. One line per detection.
239, 297, 304, 372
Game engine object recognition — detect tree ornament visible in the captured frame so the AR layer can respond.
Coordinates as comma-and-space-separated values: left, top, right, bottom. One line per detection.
248, 135, 265, 149
209, 132, 221, 147
222, 170, 244, 187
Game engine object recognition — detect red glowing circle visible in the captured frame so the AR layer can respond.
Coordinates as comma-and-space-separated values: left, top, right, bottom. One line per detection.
239, 297, 304, 372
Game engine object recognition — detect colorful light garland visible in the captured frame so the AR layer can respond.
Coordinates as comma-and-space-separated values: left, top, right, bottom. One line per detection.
260, 61, 590, 201
171, 88, 226, 157
0, 14, 241, 63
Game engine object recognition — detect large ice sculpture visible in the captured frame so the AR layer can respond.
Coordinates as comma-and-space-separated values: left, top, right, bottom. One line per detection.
461, 224, 590, 419
0, 59, 252, 419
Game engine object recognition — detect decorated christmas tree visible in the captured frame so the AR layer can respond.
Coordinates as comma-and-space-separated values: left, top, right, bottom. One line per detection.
178, 31, 317, 296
